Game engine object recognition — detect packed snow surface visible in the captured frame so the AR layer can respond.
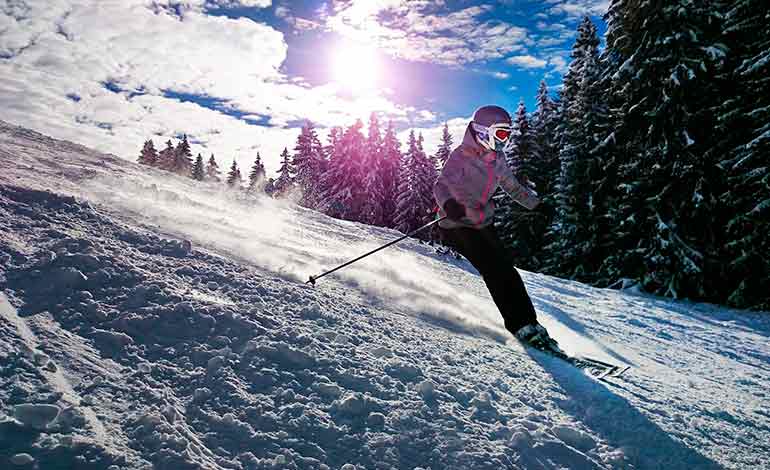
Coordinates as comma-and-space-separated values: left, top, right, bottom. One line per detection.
1, 120, 769, 469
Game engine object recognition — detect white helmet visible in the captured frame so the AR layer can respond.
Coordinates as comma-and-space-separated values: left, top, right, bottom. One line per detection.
471, 105, 514, 153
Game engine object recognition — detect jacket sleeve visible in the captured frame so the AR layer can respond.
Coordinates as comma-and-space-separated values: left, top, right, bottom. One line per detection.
433, 172, 453, 211
497, 158, 540, 210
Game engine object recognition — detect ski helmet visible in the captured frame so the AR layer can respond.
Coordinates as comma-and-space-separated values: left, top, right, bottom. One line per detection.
471, 105, 514, 153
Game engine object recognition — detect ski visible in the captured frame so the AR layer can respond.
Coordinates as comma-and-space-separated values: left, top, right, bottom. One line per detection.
573, 355, 630, 378
531, 346, 629, 380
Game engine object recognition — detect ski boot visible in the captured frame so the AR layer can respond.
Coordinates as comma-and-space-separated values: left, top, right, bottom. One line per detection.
514, 322, 563, 355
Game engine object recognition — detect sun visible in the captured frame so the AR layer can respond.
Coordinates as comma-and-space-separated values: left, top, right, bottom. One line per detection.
332, 42, 380, 94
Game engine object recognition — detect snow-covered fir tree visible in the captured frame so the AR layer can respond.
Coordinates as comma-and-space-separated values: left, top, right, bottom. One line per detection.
292, 121, 325, 208
523, 80, 562, 271
272, 147, 295, 198
600, 0, 724, 299
206, 154, 221, 182
264, 177, 276, 197
548, 16, 602, 279
435, 122, 453, 169
137, 139, 158, 166
191, 153, 205, 181
379, 122, 402, 228
413, 132, 439, 239
711, 0, 770, 309
360, 113, 385, 226
319, 127, 343, 217
394, 131, 426, 235
173, 135, 194, 176
574, 44, 616, 283
157, 140, 176, 172
248, 153, 266, 192
321, 121, 366, 220
226, 160, 242, 188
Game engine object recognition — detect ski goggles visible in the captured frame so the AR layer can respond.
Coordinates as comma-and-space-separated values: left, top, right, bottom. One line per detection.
471, 122, 514, 152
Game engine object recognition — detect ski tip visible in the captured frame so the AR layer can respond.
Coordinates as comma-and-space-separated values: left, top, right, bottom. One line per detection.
613, 365, 631, 377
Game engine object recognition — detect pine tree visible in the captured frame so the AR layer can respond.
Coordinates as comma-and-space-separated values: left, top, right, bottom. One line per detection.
360, 113, 385, 226
526, 80, 561, 271
292, 121, 325, 208
138, 139, 158, 166
380, 122, 402, 228
600, 0, 724, 299
206, 154, 221, 182
191, 153, 205, 181
412, 132, 439, 238
548, 16, 602, 279
321, 120, 366, 220
173, 135, 194, 176
394, 131, 422, 234
273, 148, 295, 198
226, 159, 242, 188
435, 122, 453, 169
712, 0, 770, 309
157, 140, 176, 171
248, 153, 266, 192
319, 127, 344, 217
576, 46, 617, 283
264, 177, 276, 197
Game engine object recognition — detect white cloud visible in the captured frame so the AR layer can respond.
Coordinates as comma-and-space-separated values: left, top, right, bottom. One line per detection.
548, 55, 569, 74
536, 37, 567, 47
506, 55, 548, 69
275, 5, 291, 18
237, 0, 272, 6
417, 110, 437, 122
548, 0, 610, 17
193, 0, 273, 8
325, 1, 532, 66
492, 72, 510, 79
275, 3, 323, 31
0, 0, 426, 176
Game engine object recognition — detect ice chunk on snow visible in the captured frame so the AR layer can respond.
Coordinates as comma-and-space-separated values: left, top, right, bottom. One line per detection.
11, 453, 35, 466
206, 355, 226, 375
417, 380, 436, 401
335, 393, 368, 416
13, 403, 61, 429
385, 361, 422, 381
551, 424, 596, 451
371, 346, 392, 358
367, 412, 386, 427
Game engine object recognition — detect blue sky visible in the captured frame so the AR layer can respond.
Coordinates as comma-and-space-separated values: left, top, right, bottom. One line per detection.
0, 0, 608, 175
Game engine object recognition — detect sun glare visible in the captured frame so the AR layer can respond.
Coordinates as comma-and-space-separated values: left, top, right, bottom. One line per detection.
332, 42, 380, 94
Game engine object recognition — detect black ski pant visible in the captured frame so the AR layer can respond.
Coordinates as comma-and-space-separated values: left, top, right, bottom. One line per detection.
439, 224, 537, 334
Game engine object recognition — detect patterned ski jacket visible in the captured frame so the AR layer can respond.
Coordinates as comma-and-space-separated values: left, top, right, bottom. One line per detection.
433, 123, 540, 229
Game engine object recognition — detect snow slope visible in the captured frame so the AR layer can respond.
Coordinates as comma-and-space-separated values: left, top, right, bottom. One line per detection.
1, 120, 769, 469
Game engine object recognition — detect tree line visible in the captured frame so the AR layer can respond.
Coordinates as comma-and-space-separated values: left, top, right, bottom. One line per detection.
136, 117, 453, 238
497, 1, 768, 311
137, 136, 267, 192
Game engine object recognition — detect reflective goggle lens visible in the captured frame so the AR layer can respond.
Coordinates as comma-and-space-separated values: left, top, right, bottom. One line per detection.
494, 129, 511, 141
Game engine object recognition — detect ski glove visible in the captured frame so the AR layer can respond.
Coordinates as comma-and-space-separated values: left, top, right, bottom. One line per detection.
443, 198, 466, 221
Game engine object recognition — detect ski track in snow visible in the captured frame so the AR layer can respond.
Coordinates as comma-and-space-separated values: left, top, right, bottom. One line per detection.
1, 120, 769, 469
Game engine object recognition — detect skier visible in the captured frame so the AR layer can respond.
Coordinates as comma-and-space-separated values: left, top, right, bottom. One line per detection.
433, 105, 558, 351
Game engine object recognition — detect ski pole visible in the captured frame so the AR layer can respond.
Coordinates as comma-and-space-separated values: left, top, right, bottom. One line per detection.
306, 216, 447, 286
